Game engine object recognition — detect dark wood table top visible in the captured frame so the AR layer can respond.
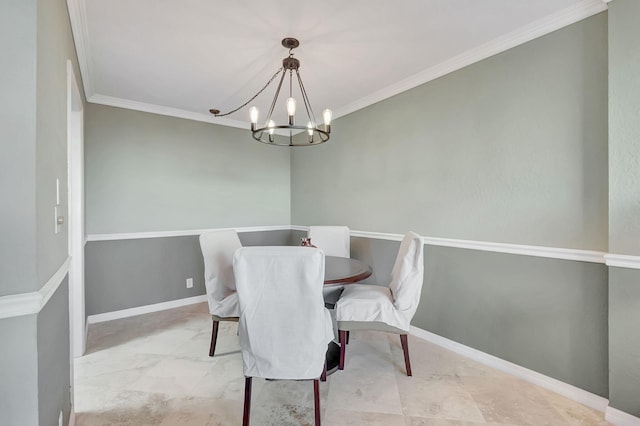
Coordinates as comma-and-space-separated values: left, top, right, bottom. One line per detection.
324, 256, 372, 285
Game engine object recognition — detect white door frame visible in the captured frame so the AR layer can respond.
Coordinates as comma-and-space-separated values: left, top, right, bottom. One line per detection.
67, 59, 85, 361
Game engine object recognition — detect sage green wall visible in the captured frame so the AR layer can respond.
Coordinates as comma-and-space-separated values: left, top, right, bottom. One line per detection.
1, 0, 82, 424
85, 104, 291, 234
291, 14, 608, 252
609, 0, 640, 256
608, 0, 640, 416
0, 0, 37, 296
36, 0, 83, 288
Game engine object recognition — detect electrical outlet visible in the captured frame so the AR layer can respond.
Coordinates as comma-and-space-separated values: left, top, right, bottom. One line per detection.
186, 278, 193, 289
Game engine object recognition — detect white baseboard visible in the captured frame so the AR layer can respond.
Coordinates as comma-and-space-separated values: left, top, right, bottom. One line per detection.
87, 294, 207, 324
409, 326, 609, 413
606, 407, 640, 426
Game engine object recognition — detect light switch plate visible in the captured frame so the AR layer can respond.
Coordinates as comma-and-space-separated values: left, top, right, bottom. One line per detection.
55, 178, 60, 205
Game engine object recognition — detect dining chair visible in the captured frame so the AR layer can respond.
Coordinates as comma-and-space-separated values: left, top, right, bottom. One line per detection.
308, 226, 351, 258
199, 229, 242, 357
308, 226, 351, 307
233, 246, 334, 426
335, 231, 424, 376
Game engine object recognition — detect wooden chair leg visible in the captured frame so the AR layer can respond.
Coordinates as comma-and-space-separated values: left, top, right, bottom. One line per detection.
321, 364, 327, 382
209, 320, 219, 357
400, 334, 412, 376
243, 377, 252, 426
313, 379, 321, 426
338, 330, 347, 370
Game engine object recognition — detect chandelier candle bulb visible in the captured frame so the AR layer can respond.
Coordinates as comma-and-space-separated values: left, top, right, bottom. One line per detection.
286, 97, 297, 120
249, 106, 259, 131
323, 109, 332, 133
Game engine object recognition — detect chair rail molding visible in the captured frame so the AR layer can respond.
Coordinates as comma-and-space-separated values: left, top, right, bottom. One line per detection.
0, 257, 71, 319
604, 253, 640, 270
86, 225, 293, 242
88, 225, 618, 264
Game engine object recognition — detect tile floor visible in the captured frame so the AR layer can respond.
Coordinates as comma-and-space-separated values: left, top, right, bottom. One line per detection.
74, 303, 610, 426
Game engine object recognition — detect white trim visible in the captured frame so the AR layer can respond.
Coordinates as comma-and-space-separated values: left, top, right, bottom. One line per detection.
422, 236, 605, 264
88, 94, 248, 129
336, 1, 607, 120
606, 406, 640, 426
351, 230, 606, 264
68, 408, 76, 426
86, 226, 608, 264
86, 225, 292, 242
0, 258, 71, 320
87, 295, 207, 324
68, 0, 606, 127
66, 0, 93, 98
409, 325, 609, 413
605, 254, 640, 270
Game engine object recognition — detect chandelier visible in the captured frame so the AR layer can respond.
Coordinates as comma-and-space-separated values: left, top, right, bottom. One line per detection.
210, 38, 332, 146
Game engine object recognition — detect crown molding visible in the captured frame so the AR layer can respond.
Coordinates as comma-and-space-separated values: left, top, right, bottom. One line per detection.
87, 94, 248, 129
0, 258, 70, 320
67, 0, 607, 126
66, 0, 94, 99
333, 0, 607, 119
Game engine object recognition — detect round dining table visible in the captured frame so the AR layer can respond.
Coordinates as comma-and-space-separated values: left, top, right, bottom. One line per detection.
323, 256, 372, 374
324, 256, 372, 285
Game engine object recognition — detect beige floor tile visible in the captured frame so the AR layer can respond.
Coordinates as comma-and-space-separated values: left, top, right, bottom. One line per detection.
396, 375, 485, 422
324, 408, 407, 425
460, 376, 570, 425
74, 303, 610, 426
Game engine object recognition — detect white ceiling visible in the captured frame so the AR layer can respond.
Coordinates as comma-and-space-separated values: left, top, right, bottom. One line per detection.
68, 0, 608, 129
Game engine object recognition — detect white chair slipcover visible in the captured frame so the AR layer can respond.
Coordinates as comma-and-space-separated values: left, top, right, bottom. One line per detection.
308, 226, 351, 258
200, 229, 242, 318
199, 229, 242, 357
233, 246, 334, 380
335, 232, 424, 375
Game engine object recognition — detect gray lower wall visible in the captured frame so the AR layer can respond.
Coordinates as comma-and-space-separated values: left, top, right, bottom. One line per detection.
609, 267, 640, 416
37, 279, 71, 426
85, 230, 294, 316
0, 314, 39, 426
351, 237, 608, 397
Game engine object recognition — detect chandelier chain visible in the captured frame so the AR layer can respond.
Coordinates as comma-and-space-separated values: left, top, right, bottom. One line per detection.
213, 67, 284, 117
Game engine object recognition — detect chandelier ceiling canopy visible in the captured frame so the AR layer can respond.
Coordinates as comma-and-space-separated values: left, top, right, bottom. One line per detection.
210, 38, 332, 147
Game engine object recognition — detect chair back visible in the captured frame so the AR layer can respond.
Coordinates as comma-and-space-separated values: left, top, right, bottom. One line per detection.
308, 226, 350, 258
199, 229, 242, 317
234, 246, 334, 380
389, 232, 424, 318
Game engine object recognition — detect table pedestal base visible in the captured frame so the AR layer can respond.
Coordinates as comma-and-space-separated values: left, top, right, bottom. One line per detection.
326, 342, 341, 375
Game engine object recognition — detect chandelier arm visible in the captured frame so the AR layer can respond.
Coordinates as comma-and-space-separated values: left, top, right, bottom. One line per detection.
212, 67, 284, 117
295, 70, 318, 126
263, 68, 288, 126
